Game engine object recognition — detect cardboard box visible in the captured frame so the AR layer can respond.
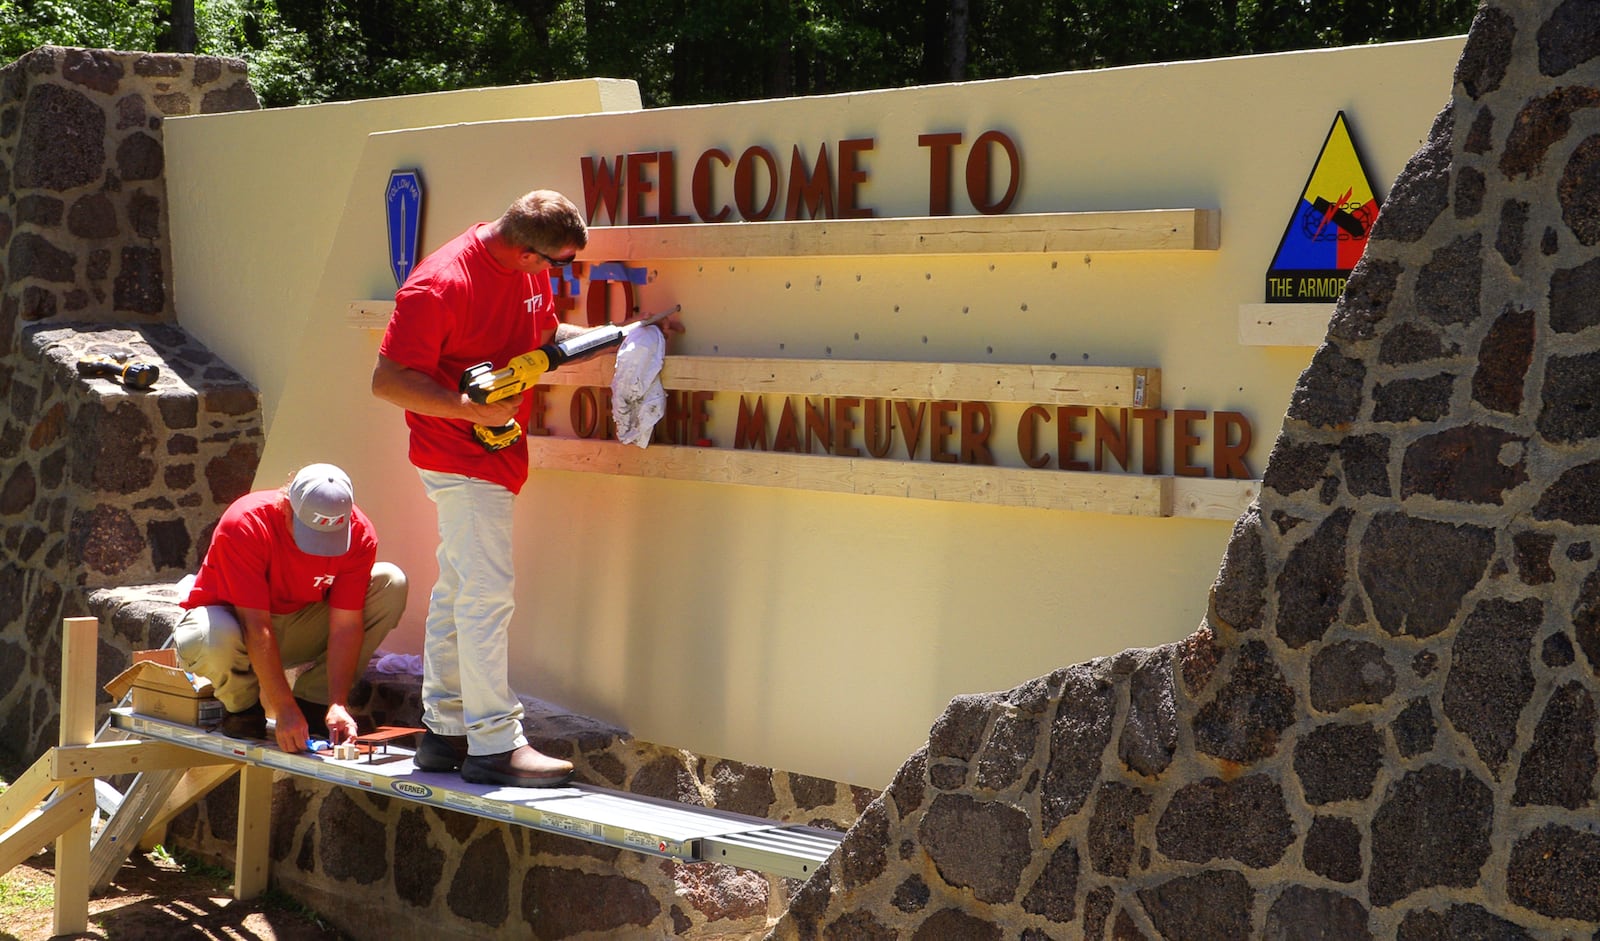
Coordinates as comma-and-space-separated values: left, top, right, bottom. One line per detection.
104, 649, 224, 727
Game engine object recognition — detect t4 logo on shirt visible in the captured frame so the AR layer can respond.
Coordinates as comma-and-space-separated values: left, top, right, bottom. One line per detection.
312, 574, 336, 589
524, 294, 546, 314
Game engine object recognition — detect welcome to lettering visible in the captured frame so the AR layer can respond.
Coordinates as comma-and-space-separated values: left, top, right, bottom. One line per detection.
580, 131, 1023, 225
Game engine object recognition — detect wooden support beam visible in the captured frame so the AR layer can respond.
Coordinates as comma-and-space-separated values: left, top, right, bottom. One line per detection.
584, 209, 1222, 258
0, 781, 95, 879
1237, 302, 1331, 347
1171, 477, 1261, 522
0, 751, 58, 835
55, 616, 97, 936
543, 357, 1160, 409
52, 741, 219, 781
528, 439, 1259, 520
234, 764, 274, 900
347, 299, 392, 330
530, 439, 1175, 515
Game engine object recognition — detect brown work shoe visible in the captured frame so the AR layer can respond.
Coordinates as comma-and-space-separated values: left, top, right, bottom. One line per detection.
414, 731, 470, 772
217, 701, 266, 739
460, 745, 574, 788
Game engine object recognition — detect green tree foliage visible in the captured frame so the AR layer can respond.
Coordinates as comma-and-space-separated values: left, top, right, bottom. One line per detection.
0, 0, 1480, 108
0, 0, 168, 55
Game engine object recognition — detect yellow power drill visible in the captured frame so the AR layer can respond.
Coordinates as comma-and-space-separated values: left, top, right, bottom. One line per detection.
76, 355, 160, 390
459, 307, 678, 451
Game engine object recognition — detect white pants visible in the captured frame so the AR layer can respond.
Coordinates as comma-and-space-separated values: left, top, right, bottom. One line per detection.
418, 469, 527, 756
173, 562, 407, 713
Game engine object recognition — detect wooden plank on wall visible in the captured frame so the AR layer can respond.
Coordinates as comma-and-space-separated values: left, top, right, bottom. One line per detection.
529, 438, 1209, 516
545, 357, 1161, 409
1171, 477, 1260, 522
586, 209, 1221, 258
1238, 303, 1331, 347
350, 208, 1220, 328
348, 300, 393, 330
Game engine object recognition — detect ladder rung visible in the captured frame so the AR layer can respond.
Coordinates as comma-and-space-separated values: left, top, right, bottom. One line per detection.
92, 780, 124, 817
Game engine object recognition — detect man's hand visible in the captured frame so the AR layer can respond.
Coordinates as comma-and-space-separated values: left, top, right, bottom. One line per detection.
458, 393, 520, 427
326, 704, 358, 745
274, 701, 310, 753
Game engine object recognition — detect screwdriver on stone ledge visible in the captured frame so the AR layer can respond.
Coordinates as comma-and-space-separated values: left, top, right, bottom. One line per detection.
76, 355, 160, 390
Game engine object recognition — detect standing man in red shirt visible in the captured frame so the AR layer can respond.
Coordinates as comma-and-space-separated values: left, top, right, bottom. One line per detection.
370, 190, 589, 787
174, 463, 407, 754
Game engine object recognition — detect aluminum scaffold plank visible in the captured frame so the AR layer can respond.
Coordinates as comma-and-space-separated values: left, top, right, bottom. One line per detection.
111, 709, 842, 879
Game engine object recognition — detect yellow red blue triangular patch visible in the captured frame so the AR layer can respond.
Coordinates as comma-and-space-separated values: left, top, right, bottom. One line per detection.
1265, 112, 1381, 303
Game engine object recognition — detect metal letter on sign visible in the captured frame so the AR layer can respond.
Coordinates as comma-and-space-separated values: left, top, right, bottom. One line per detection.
385, 169, 424, 288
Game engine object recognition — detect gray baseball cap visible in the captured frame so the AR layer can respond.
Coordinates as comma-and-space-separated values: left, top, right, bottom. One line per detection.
288, 463, 353, 556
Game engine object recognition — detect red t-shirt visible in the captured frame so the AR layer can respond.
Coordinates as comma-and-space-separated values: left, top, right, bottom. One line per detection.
182, 490, 378, 614
379, 223, 559, 494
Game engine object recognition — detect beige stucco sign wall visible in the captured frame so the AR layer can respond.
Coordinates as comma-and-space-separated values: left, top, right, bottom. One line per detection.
164, 37, 1465, 787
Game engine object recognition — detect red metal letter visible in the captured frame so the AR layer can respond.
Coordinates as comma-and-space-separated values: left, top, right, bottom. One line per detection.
657, 150, 692, 223
734, 146, 780, 221
965, 130, 1021, 215
692, 148, 733, 223
919, 132, 962, 216
580, 154, 625, 225
626, 151, 658, 225
838, 137, 875, 219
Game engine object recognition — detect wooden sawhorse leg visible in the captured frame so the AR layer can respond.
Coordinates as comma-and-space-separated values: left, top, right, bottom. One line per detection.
54, 616, 97, 936
234, 764, 274, 899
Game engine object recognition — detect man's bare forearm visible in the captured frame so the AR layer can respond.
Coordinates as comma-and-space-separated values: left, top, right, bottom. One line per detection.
371, 354, 518, 426
238, 607, 296, 715
323, 608, 364, 708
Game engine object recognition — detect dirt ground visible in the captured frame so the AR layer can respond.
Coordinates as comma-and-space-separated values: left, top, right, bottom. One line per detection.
1, 846, 350, 941
1, 748, 348, 941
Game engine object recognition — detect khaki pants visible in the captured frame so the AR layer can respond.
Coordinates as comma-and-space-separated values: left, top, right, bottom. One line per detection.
418, 469, 526, 756
173, 562, 407, 713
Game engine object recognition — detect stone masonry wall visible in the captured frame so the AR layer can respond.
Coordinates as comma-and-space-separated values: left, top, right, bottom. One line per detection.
0, 323, 262, 756
771, 1, 1600, 938
1, 45, 256, 323
0, 47, 264, 757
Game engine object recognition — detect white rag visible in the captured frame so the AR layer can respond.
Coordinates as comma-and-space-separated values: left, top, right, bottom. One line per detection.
611, 325, 666, 447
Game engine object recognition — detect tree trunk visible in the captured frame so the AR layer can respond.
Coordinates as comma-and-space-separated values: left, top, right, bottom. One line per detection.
945, 0, 968, 81
169, 0, 196, 53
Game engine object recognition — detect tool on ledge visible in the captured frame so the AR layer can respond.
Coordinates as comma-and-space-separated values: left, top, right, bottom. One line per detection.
77, 355, 160, 390
460, 305, 679, 451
